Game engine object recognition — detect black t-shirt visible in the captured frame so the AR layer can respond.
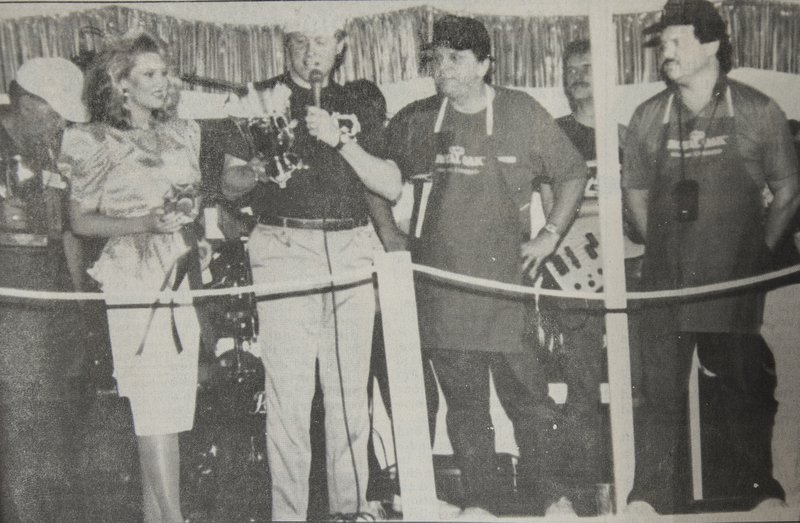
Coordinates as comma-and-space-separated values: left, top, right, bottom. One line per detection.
556, 114, 595, 162
0, 107, 66, 236
234, 73, 385, 221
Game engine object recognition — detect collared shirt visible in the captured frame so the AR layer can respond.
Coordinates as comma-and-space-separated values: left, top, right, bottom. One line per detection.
622, 77, 798, 192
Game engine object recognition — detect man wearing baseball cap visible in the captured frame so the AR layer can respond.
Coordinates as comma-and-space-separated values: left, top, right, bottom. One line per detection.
0, 57, 88, 520
220, 15, 401, 521
385, 14, 588, 515
622, 0, 799, 515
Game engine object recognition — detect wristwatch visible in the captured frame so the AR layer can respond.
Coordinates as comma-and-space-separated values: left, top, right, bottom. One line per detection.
334, 132, 353, 151
541, 223, 562, 237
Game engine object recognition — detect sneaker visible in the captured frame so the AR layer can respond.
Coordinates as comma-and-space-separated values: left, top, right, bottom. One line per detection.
359, 500, 387, 521
624, 500, 658, 515
545, 497, 577, 516
458, 506, 497, 521
749, 497, 787, 516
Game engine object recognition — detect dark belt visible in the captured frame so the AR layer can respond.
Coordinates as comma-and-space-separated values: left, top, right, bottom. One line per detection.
257, 215, 369, 231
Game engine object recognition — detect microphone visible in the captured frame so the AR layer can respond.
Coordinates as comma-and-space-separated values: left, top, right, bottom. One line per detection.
309, 69, 324, 108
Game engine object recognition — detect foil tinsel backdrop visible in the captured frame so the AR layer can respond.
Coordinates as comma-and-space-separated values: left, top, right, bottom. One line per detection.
1, 2, 799, 94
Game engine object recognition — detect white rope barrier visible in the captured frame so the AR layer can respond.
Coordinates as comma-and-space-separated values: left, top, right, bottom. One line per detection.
0, 268, 374, 305
413, 262, 800, 302
1, 261, 799, 305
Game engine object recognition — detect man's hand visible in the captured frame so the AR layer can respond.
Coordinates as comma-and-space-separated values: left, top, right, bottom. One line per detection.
520, 229, 561, 278
221, 155, 266, 200
305, 106, 341, 147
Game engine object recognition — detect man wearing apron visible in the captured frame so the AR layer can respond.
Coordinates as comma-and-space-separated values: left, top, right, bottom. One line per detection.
622, 0, 800, 515
386, 15, 588, 515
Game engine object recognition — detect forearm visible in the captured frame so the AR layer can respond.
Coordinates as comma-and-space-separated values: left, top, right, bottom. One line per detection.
366, 191, 407, 251
542, 177, 585, 234
71, 210, 151, 238
623, 188, 649, 240
540, 184, 555, 217
339, 142, 402, 202
765, 181, 800, 249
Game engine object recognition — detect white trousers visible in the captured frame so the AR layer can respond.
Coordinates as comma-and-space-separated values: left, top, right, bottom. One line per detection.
249, 224, 380, 520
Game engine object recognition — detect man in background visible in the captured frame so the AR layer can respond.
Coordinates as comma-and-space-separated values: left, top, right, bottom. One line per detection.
535, 38, 613, 516
0, 57, 89, 521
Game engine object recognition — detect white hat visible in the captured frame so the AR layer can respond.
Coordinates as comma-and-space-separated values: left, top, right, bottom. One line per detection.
16, 57, 89, 123
283, 12, 346, 37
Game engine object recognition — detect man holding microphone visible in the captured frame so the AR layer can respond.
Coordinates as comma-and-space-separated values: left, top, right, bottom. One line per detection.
221, 18, 401, 521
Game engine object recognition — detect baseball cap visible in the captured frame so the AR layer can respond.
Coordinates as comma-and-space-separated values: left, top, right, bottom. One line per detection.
644, 0, 727, 46
425, 15, 491, 61
16, 57, 89, 123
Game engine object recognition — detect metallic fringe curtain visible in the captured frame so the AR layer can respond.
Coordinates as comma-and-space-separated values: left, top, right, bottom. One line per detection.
2, 2, 800, 94
0, 5, 284, 95
339, 7, 589, 88
615, 1, 800, 84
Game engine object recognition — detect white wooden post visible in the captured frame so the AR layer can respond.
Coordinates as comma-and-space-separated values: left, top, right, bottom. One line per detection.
689, 346, 704, 500
589, 1, 637, 513
374, 251, 439, 521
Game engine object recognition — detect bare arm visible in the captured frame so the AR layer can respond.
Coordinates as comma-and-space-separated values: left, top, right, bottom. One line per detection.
70, 200, 183, 238
765, 174, 800, 250
366, 191, 408, 252
306, 106, 402, 201
521, 176, 585, 277
623, 188, 649, 241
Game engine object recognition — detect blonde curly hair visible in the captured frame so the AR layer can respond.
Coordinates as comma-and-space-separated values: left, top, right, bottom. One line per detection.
84, 31, 180, 129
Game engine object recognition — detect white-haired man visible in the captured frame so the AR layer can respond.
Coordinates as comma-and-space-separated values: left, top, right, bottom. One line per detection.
0, 57, 88, 521
221, 17, 401, 520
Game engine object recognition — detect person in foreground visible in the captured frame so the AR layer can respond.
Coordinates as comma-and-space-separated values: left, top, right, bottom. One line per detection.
622, 0, 800, 515
385, 15, 587, 516
60, 32, 204, 522
0, 57, 89, 521
220, 18, 402, 521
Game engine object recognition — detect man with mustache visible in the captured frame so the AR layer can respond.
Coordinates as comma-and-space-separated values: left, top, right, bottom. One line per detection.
535, 39, 624, 516
622, 0, 800, 515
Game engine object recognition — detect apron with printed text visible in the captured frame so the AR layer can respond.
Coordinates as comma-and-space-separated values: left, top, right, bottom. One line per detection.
413, 94, 527, 353
642, 89, 767, 333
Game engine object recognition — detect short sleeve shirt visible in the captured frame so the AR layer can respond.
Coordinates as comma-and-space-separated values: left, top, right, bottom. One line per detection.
236, 73, 386, 221
622, 78, 799, 192
386, 87, 587, 213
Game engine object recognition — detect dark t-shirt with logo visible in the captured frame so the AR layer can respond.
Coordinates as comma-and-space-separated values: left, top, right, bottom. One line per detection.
385, 87, 587, 352
233, 73, 385, 221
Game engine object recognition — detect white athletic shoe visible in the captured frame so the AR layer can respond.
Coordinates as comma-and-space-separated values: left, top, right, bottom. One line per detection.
623, 500, 658, 515
545, 496, 578, 516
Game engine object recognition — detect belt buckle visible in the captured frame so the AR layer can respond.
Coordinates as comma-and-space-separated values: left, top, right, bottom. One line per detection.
0, 232, 49, 247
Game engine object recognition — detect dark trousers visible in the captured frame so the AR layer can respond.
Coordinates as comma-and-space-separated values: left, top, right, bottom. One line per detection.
629, 327, 784, 514
428, 348, 563, 513
540, 307, 610, 486
0, 245, 83, 521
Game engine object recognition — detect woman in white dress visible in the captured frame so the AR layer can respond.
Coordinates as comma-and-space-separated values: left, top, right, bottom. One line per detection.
59, 32, 202, 522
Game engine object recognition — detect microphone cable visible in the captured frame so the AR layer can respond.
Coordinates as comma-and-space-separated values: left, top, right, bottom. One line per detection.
317, 86, 364, 518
